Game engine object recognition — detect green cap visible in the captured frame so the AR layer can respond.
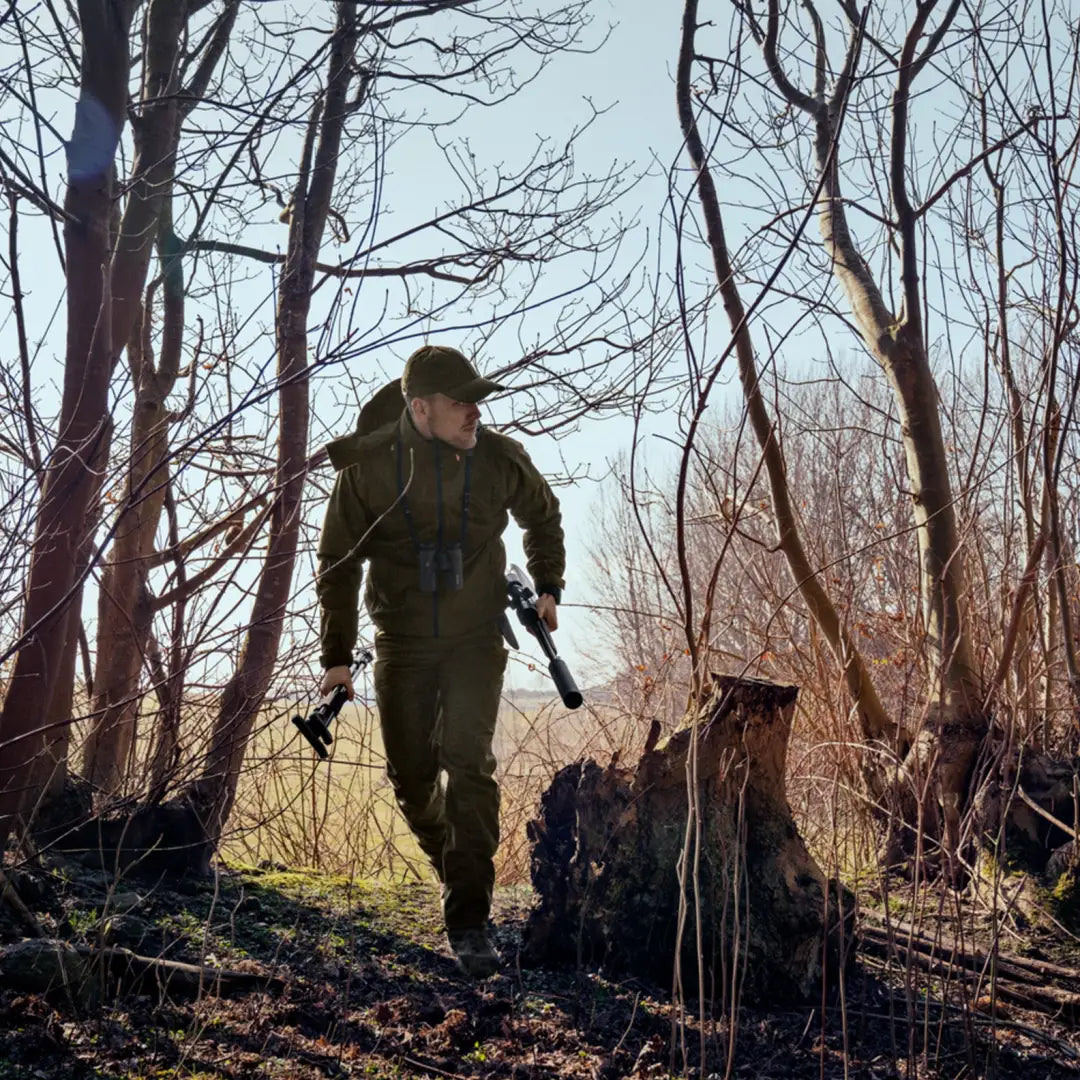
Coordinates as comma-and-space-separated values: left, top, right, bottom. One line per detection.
401, 345, 505, 403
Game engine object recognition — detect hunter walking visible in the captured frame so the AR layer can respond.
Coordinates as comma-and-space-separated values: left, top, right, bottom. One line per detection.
316, 345, 565, 978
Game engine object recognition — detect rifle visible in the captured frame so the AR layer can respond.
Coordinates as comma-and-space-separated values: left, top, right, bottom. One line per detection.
293, 649, 373, 758
504, 564, 583, 709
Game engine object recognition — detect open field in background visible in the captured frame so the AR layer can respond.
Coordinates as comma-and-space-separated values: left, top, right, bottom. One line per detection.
64, 673, 863, 889
223, 686, 653, 883
65, 664, 652, 884
221, 683, 876, 891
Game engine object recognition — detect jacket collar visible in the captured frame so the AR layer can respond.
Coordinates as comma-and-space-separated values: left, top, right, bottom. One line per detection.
397, 409, 478, 463
399, 408, 431, 451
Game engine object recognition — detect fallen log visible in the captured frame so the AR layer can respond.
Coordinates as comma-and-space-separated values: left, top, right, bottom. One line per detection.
523, 675, 854, 1002
0, 937, 285, 1008
861, 909, 1080, 988
859, 922, 1080, 1023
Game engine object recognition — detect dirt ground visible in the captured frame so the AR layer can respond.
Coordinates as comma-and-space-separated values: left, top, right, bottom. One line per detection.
0, 860, 1078, 1079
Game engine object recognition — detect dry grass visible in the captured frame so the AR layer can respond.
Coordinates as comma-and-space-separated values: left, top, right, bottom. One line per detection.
215, 684, 652, 885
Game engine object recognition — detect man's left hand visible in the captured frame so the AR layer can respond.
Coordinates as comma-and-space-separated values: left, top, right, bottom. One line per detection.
536, 593, 558, 632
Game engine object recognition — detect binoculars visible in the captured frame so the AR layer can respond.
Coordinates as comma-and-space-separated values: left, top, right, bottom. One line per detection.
418, 542, 463, 592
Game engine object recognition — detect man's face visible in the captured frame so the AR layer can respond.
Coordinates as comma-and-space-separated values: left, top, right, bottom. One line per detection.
420, 393, 482, 450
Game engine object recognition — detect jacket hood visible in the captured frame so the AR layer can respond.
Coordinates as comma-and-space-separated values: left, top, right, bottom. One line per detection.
326, 379, 404, 470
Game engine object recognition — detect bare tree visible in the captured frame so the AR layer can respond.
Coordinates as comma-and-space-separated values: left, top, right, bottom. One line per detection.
81, 0, 240, 795
183, 0, 364, 858
600, 0, 1080, 871
0, 0, 645, 870
0, 0, 140, 852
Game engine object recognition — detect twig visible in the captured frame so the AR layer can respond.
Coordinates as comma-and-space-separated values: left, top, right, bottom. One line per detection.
1017, 786, 1079, 842
855, 999, 1080, 1063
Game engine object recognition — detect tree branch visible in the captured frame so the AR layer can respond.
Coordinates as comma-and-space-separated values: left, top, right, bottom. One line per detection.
890, 1, 940, 344
152, 501, 272, 612
763, 0, 820, 114
984, 529, 1047, 712
911, 0, 961, 83
917, 116, 1042, 218
185, 238, 493, 284
180, 0, 241, 117
148, 492, 269, 569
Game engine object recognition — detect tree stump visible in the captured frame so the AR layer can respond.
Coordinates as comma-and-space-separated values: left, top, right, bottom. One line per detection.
33, 782, 211, 878
523, 675, 853, 1001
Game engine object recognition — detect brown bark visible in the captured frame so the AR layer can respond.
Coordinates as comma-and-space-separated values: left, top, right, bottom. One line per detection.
84, 0, 240, 794
83, 0, 185, 793
676, 0, 898, 751
186, 1, 361, 860
40, 479, 106, 805
83, 580, 155, 795
0, 0, 139, 852
144, 631, 181, 801
524, 676, 853, 1000
108, 0, 192, 359
40, 607, 82, 803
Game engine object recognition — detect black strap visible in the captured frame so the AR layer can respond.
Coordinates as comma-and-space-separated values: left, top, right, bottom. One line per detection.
395, 438, 474, 554
460, 449, 473, 547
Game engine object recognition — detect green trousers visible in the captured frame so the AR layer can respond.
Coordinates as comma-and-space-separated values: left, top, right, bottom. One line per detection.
373, 622, 507, 931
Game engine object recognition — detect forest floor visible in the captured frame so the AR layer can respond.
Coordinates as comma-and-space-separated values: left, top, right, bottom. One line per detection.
0, 858, 1079, 1080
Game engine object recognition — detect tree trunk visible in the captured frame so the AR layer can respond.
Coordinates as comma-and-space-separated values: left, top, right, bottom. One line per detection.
39, 477, 105, 806
675, 0, 899, 755
751, 1, 993, 865
84, 580, 155, 795
0, 0, 137, 853
184, 1, 360, 864
39, 607, 82, 804
83, 0, 190, 795
524, 675, 853, 1001
796, 3, 979, 713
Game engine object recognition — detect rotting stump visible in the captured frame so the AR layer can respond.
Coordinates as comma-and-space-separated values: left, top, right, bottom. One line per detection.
523, 674, 854, 1001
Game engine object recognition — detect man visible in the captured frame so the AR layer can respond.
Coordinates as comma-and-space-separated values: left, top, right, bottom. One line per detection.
316, 344, 565, 978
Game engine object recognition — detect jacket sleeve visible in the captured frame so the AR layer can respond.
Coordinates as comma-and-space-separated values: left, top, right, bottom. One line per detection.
506, 440, 566, 602
316, 465, 372, 668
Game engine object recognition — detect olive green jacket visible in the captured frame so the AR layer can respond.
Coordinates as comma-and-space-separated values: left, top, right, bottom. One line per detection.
316, 387, 565, 667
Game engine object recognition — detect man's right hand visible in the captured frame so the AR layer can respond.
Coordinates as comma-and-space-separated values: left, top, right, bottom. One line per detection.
320, 665, 355, 699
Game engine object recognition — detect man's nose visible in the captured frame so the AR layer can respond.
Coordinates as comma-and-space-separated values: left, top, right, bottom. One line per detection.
465, 404, 481, 423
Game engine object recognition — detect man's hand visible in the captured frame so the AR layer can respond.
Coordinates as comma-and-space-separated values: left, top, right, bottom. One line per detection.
536, 593, 558, 633
320, 665, 355, 699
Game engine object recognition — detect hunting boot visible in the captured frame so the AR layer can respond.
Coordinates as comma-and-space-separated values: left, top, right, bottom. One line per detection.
447, 926, 501, 979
